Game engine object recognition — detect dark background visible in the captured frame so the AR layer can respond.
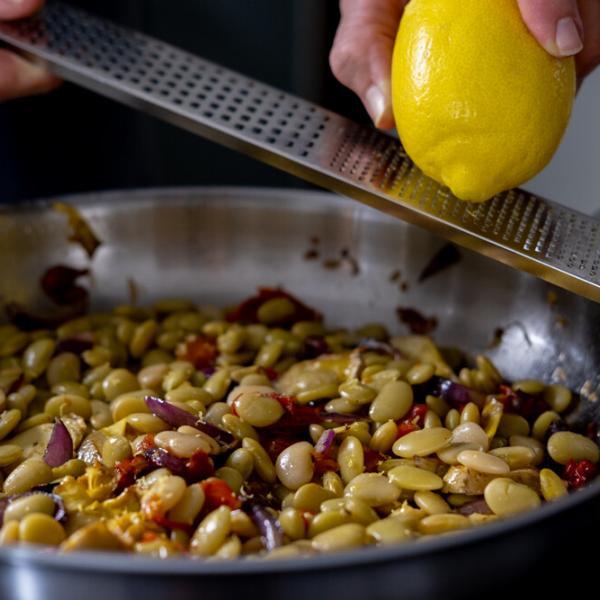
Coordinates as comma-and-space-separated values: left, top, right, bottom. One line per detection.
0, 0, 369, 202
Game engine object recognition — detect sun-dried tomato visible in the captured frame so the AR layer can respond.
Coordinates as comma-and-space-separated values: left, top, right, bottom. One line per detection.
114, 455, 150, 491
363, 446, 384, 472
312, 454, 339, 475
564, 459, 598, 489
304, 336, 330, 359
396, 422, 418, 439
176, 335, 218, 370
185, 450, 216, 482
264, 437, 297, 462
497, 385, 548, 420
201, 478, 241, 512
403, 404, 428, 427
151, 514, 193, 533
262, 367, 279, 382
225, 287, 322, 325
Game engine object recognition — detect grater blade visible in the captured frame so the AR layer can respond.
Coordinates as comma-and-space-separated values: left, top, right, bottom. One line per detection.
1, 2, 599, 303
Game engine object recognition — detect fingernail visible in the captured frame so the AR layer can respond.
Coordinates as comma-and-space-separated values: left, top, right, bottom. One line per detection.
555, 17, 583, 56
365, 84, 391, 128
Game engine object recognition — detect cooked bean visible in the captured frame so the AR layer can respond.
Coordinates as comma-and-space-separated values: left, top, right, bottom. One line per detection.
418, 514, 470, 535
513, 380, 545, 395
324, 397, 359, 415
4, 457, 53, 494
308, 510, 353, 538
322, 471, 345, 497
102, 369, 139, 402
445, 409, 460, 430
52, 382, 89, 399
406, 363, 435, 385
190, 506, 231, 556
489, 446, 537, 470
543, 385, 572, 413
231, 387, 283, 427
222, 414, 259, 442
22, 339, 56, 380
0, 520, 20, 545
366, 517, 411, 544
226, 448, 254, 480
137, 364, 169, 391
532, 411, 561, 441
437, 442, 482, 465
203, 369, 231, 401
337, 421, 371, 445
540, 468, 568, 501
51, 459, 86, 479
7, 384, 37, 413
215, 467, 244, 494
338, 436, 364, 484
497, 414, 530, 438
339, 379, 376, 406
344, 473, 400, 506
242, 437, 276, 483
388, 466, 443, 491
125, 413, 168, 433
4, 493, 56, 522
110, 390, 152, 422
343, 496, 378, 526
0, 444, 23, 467
413, 491, 450, 515
46, 353, 80, 387
154, 430, 211, 458
293, 483, 336, 513
457, 450, 510, 475
204, 401, 230, 427
369, 420, 398, 453
255, 340, 284, 368
168, 484, 205, 524
426, 394, 450, 418
166, 383, 212, 406
141, 475, 187, 516
275, 441, 314, 490
460, 403, 480, 424
369, 380, 413, 423
484, 478, 541, 517
0, 409, 21, 440
129, 320, 158, 359
101, 436, 132, 468
508, 436, 544, 465
450, 422, 489, 450
392, 428, 451, 458
278, 507, 306, 540
19, 513, 66, 546
257, 298, 296, 325
547, 431, 600, 465
311, 523, 366, 552
45, 394, 91, 419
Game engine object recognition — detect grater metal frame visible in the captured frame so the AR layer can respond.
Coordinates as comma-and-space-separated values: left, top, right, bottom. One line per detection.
1, 1, 600, 302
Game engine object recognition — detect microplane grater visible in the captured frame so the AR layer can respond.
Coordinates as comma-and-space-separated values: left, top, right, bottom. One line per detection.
1, 2, 600, 302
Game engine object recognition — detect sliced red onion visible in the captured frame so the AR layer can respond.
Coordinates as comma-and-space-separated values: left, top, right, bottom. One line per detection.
314, 429, 335, 455
44, 418, 73, 467
144, 396, 235, 449
248, 504, 284, 552
436, 379, 485, 409
458, 499, 493, 516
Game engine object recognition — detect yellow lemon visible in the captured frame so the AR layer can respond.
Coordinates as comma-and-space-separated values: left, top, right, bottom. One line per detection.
391, 0, 576, 202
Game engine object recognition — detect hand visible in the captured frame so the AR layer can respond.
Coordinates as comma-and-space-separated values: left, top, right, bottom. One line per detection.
0, 0, 59, 102
330, 0, 600, 129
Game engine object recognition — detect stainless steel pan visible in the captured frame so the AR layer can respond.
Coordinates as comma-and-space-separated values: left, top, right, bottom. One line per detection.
0, 187, 598, 600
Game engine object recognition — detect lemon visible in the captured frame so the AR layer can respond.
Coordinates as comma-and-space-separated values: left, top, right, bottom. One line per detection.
391, 0, 576, 202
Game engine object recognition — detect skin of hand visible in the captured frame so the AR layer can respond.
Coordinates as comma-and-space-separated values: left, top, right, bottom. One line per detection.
330, 0, 600, 129
0, 0, 60, 102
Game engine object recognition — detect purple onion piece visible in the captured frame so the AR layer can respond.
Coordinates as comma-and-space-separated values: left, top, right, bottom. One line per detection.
248, 504, 284, 552
144, 395, 199, 428
358, 339, 404, 359
437, 379, 485, 409
458, 499, 493, 516
143, 447, 188, 477
44, 418, 73, 467
144, 396, 236, 449
314, 429, 335, 455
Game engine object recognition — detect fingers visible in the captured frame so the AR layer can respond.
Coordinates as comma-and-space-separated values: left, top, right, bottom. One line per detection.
0, 0, 45, 20
576, 0, 600, 80
0, 50, 60, 102
330, 0, 406, 129
517, 0, 584, 57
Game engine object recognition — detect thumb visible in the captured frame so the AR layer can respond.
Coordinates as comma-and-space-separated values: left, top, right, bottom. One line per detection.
517, 0, 584, 57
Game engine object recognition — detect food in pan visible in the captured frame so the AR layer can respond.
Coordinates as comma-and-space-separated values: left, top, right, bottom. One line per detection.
0, 288, 597, 558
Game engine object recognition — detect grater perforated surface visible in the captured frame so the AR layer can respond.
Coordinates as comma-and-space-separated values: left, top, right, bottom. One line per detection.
1, 1, 600, 301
